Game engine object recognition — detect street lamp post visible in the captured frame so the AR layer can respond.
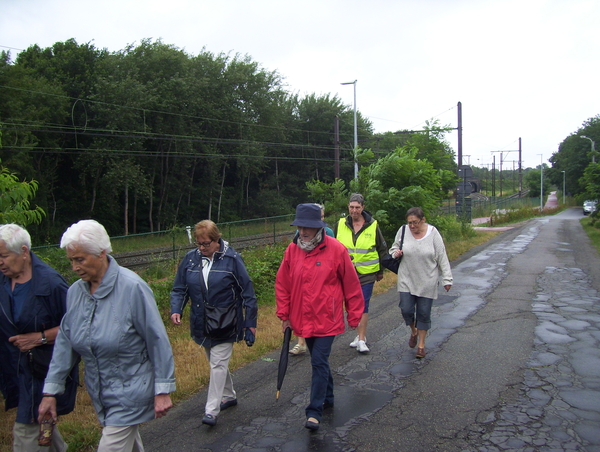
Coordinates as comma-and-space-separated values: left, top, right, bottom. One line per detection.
538, 154, 544, 211
581, 135, 596, 163
341, 80, 358, 180
561, 170, 566, 205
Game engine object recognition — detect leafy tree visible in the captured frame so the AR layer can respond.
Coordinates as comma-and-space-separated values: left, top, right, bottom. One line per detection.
0, 158, 45, 226
580, 162, 600, 202
1, 38, 380, 237
307, 146, 448, 241
305, 178, 349, 216
550, 115, 600, 196
370, 120, 457, 194
102, 159, 151, 235
524, 166, 550, 198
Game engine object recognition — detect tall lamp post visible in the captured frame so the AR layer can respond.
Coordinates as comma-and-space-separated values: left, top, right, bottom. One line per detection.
581, 135, 596, 163
341, 80, 358, 180
538, 154, 544, 211
561, 170, 566, 205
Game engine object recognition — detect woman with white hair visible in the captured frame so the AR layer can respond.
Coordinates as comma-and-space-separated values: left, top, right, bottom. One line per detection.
0, 224, 77, 452
37, 219, 176, 452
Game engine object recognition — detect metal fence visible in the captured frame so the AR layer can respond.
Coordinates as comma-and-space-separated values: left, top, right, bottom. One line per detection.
440, 196, 543, 219
32, 214, 296, 255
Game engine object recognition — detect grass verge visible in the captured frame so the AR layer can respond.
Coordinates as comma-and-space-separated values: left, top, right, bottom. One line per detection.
581, 216, 600, 255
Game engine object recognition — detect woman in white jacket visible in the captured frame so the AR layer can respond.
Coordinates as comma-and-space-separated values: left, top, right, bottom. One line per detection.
390, 207, 452, 359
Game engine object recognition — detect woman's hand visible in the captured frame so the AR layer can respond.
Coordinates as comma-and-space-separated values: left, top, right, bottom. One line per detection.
444, 284, 452, 292
154, 394, 172, 418
170, 313, 181, 325
37, 396, 57, 424
393, 249, 403, 259
281, 319, 291, 333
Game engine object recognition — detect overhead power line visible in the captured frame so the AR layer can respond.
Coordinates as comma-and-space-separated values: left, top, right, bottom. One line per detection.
0, 84, 366, 142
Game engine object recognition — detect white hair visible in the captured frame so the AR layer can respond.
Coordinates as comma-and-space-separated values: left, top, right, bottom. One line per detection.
60, 220, 112, 256
0, 224, 31, 253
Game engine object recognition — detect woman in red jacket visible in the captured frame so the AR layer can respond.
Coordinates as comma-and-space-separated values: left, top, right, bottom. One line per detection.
276, 203, 364, 431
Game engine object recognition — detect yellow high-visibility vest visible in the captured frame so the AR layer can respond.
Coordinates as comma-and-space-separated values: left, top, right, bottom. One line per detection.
336, 218, 380, 274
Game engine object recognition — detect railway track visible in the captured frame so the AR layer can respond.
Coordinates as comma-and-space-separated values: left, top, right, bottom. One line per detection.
115, 230, 296, 270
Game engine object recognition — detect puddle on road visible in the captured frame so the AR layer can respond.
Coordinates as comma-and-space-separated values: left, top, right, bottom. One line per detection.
325, 384, 393, 429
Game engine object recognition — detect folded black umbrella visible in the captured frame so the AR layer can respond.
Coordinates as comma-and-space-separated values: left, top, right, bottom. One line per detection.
276, 326, 292, 400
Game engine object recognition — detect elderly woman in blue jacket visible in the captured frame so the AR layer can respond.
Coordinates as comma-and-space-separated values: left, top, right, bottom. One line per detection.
38, 220, 176, 452
0, 224, 77, 451
170, 220, 258, 427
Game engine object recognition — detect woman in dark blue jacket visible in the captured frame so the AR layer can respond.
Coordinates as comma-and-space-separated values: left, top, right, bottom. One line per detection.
0, 224, 78, 451
170, 220, 257, 427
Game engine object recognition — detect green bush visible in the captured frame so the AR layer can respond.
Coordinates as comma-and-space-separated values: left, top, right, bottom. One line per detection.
429, 215, 475, 242
35, 243, 285, 311
241, 243, 286, 305
490, 205, 562, 225
138, 259, 177, 282
149, 279, 176, 311
34, 247, 79, 284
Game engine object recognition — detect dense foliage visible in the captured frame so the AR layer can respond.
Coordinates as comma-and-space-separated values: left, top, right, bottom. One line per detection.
548, 115, 600, 203
0, 39, 369, 240
1, 38, 461, 244
0, 159, 45, 225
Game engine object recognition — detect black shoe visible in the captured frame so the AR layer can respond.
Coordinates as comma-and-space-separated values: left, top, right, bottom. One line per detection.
305, 417, 320, 430
323, 400, 334, 409
202, 414, 217, 426
220, 399, 238, 411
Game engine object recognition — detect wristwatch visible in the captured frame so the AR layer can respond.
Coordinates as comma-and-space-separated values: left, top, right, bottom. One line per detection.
41, 330, 47, 345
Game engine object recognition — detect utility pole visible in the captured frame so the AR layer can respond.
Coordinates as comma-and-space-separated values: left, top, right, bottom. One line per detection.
538, 154, 544, 211
518, 137, 522, 197
492, 155, 496, 197
334, 116, 340, 179
491, 148, 520, 198
455, 102, 471, 221
341, 80, 358, 179
457, 101, 463, 168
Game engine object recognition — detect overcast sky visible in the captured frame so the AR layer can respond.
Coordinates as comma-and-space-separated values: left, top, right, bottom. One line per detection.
2, 0, 599, 169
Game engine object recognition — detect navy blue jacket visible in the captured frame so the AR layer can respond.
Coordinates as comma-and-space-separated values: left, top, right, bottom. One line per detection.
170, 240, 258, 346
0, 252, 78, 423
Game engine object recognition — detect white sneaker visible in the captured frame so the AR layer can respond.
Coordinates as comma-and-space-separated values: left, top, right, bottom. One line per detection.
289, 343, 307, 355
357, 340, 370, 353
349, 335, 360, 348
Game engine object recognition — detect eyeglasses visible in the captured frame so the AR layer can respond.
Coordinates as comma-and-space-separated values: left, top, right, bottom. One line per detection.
195, 240, 213, 248
407, 220, 422, 226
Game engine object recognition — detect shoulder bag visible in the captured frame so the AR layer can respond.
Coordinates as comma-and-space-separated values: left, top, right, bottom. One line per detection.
380, 225, 406, 274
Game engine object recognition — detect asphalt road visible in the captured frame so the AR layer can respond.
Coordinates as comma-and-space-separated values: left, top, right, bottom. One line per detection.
140, 207, 600, 452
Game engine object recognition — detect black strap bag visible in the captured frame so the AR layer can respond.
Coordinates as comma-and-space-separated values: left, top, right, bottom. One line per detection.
204, 301, 238, 341
380, 225, 406, 274
200, 259, 239, 341
27, 344, 54, 380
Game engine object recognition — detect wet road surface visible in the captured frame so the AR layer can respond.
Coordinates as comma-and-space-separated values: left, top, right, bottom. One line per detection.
141, 208, 600, 452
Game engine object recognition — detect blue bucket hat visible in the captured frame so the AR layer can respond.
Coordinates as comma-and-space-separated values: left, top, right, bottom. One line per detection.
291, 203, 326, 228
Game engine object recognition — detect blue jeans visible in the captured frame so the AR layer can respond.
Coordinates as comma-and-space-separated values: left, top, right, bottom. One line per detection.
305, 336, 335, 421
399, 292, 433, 330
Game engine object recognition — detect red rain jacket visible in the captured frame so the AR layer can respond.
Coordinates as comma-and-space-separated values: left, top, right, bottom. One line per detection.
276, 234, 364, 337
